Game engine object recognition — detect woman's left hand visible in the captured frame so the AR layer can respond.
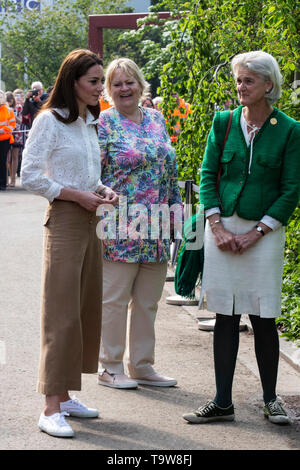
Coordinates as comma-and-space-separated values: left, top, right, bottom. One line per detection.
235, 222, 271, 254
234, 230, 261, 254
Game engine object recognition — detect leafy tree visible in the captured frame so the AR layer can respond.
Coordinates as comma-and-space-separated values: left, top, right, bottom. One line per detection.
150, 0, 170, 11
151, 0, 300, 182
145, 0, 300, 341
0, 0, 133, 90
119, 1, 189, 96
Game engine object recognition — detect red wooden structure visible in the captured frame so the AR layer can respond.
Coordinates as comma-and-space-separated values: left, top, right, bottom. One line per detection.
88, 12, 171, 58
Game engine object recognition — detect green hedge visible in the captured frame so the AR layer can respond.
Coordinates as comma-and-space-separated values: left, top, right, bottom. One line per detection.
277, 206, 300, 344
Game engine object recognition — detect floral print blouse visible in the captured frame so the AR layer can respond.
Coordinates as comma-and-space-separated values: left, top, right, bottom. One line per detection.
98, 106, 183, 263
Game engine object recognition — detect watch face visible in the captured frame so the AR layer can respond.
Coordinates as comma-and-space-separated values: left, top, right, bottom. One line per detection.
256, 226, 264, 235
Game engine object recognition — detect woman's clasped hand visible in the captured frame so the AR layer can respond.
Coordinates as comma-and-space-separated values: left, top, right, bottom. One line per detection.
210, 216, 270, 254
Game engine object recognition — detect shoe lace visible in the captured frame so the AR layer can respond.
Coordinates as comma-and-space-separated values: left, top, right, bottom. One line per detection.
268, 400, 285, 415
57, 411, 70, 425
197, 401, 215, 415
69, 396, 85, 409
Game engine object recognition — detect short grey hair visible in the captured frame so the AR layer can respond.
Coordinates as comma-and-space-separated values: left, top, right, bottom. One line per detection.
104, 58, 150, 104
231, 51, 283, 105
31, 81, 43, 90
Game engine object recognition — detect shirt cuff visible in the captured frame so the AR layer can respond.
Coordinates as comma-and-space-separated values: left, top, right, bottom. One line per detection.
260, 215, 282, 231
205, 207, 220, 217
44, 182, 64, 203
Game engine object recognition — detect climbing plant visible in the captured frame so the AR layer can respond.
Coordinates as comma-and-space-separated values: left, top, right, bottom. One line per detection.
142, 0, 300, 341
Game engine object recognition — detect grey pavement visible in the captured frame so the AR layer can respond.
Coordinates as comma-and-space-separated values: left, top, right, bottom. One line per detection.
0, 182, 300, 452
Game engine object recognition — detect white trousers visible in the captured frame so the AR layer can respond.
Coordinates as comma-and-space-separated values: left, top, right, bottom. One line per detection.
99, 259, 168, 377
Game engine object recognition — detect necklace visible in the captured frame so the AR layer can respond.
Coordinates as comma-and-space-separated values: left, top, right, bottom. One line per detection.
138, 106, 144, 124
242, 107, 272, 129
120, 107, 143, 124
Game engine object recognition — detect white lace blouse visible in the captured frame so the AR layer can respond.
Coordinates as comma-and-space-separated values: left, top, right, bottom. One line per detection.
21, 108, 103, 202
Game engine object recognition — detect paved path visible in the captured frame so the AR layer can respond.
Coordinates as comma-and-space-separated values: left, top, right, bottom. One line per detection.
0, 183, 299, 452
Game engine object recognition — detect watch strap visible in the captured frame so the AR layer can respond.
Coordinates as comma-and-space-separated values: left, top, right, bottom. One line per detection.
255, 225, 265, 236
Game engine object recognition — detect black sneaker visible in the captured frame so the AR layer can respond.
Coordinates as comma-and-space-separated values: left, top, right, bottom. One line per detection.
263, 399, 290, 425
183, 400, 235, 424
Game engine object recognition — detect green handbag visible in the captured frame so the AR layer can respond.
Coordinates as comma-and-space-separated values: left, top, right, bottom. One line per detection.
174, 213, 205, 299
175, 110, 233, 298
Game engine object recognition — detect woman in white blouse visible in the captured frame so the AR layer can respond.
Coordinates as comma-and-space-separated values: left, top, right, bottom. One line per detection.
21, 49, 118, 438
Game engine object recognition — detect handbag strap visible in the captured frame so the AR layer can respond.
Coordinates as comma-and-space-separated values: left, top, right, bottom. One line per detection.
217, 110, 233, 187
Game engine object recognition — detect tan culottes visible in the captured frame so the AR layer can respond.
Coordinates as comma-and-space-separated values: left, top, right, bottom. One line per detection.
99, 259, 168, 378
37, 200, 102, 395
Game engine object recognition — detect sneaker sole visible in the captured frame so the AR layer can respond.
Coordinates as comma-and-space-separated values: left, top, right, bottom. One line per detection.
264, 414, 291, 425
66, 411, 99, 418
135, 379, 177, 387
183, 413, 235, 424
97, 379, 138, 389
39, 425, 75, 438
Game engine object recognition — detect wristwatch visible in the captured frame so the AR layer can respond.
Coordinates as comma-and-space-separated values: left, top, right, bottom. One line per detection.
255, 225, 265, 236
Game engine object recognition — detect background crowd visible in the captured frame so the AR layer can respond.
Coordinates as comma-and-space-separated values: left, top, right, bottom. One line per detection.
0, 81, 50, 191
0, 80, 190, 193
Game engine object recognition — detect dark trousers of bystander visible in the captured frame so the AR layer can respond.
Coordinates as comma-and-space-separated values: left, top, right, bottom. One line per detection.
0, 139, 10, 189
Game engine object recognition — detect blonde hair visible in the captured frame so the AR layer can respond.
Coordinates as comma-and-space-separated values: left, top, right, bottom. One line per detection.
104, 58, 150, 104
13, 88, 24, 96
231, 51, 283, 105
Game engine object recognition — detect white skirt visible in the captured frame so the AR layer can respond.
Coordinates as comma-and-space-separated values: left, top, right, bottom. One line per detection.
199, 213, 285, 318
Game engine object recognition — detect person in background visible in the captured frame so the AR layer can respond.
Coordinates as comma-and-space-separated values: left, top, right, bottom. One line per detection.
46, 86, 54, 96
168, 93, 191, 143
13, 89, 27, 177
141, 96, 155, 108
97, 58, 183, 389
5, 91, 23, 187
21, 49, 118, 438
153, 96, 163, 111
0, 90, 16, 191
100, 93, 113, 112
22, 81, 47, 127
183, 51, 300, 426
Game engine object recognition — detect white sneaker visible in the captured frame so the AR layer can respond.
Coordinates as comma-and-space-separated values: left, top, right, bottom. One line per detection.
60, 395, 99, 418
98, 371, 138, 389
133, 372, 177, 387
38, 412, 74, 438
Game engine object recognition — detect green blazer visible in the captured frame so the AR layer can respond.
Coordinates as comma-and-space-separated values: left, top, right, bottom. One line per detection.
199, 105, 300, 226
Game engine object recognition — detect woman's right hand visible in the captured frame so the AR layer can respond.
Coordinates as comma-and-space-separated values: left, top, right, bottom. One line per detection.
211, 225, 239, 252
75, 191, 105, 212
208, 215, 238, 252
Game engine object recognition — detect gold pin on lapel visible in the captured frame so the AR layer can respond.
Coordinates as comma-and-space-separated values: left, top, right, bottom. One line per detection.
270, 118, 277, 125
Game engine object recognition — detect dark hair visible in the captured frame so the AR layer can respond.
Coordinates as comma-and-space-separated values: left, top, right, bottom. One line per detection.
41, 49, 103, 123
5, 91, 16, 108
141, 97, 154, 108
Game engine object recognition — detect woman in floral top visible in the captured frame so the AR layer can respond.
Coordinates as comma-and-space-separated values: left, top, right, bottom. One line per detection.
97, 58, 182, 389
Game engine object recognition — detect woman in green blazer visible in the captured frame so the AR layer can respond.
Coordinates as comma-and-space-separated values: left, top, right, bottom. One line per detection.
183, 51, 300, 425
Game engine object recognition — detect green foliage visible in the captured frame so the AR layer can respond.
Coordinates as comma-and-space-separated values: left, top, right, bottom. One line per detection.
148, 0, 300, 341
0, 0, 133, 90
277, 206, 300, 344
151, 0, 300, 183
